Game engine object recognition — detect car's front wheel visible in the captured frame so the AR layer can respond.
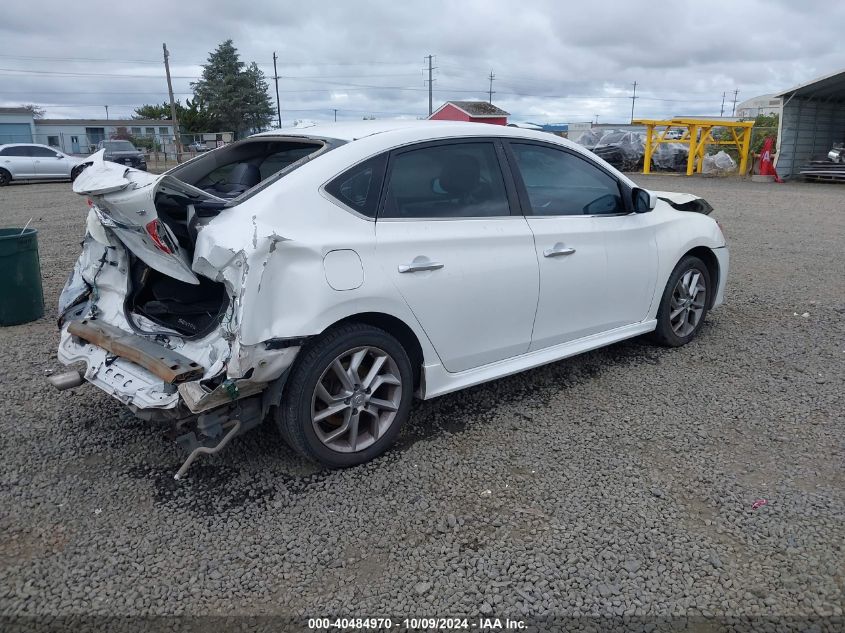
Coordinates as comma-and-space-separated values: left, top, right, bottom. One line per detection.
0, 168, 10, 187
651, 255, 711, 347
276, 323, 413, 467
70, 165, 86, 182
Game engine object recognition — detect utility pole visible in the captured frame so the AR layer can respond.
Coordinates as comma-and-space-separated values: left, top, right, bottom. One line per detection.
629, 81, 638, 123
162, 43, 182, 163
425, 54, 436, 116
720, 92, 726, 117
731, 89, 740, 116
272, 52, 282, 128
333, 109, 337, 122
595, 114, 599, 124
488, 70, 495, 104
104, 105, 109, 120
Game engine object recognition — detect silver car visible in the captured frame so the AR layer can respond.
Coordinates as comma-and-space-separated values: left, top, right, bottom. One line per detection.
0, 143, 86, 186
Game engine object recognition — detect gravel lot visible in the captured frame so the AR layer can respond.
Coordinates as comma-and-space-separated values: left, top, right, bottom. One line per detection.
0, 176, 843, 626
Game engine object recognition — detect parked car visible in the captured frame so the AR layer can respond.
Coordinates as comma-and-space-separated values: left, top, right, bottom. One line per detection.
0, 143, 87, 186
188, 141, 210, 153
96, 139, 147, 170
52, 121, 729, 475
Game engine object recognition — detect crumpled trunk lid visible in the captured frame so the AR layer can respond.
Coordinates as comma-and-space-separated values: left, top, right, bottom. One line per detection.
73, 150, 226, 284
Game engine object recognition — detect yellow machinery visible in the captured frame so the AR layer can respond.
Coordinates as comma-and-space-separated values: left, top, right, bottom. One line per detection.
633, 118, 754, 175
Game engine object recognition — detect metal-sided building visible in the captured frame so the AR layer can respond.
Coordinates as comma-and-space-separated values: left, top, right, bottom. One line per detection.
775, 69, 845, 179
0, 107, 37, 143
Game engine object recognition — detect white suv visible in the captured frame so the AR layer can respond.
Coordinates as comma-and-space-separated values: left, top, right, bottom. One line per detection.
53, 121, 728, 476
0, 143, 86, 185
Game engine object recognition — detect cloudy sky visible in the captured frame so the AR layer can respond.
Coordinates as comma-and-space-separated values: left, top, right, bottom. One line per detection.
1, 0, 841, 126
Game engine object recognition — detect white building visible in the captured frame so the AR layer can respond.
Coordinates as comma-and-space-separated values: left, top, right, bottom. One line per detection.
735, 94, 781, 119
34, 119, 176, 154
0, 108, 175, 154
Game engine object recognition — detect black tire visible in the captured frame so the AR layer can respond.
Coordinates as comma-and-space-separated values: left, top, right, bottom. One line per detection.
276, 323, 414, 467
0, 168, 10, 187
650, 255, 712, 347
70, 165, 85, 182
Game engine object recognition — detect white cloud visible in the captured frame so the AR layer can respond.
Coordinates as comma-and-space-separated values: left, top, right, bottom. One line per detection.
0, 0, 842, 123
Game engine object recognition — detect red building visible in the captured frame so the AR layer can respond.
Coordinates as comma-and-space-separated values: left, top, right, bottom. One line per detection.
429, 100, 510, 125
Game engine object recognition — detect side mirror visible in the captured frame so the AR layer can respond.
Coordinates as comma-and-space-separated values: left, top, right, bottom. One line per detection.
632, 187, 656, 213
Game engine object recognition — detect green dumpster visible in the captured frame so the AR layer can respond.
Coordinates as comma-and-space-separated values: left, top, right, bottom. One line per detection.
0, 228, 45, 326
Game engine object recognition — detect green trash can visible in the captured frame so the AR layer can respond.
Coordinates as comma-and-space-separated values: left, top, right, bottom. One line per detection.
0, 227, 45, 326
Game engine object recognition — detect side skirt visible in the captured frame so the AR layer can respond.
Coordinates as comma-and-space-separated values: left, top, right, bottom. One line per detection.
420, 320, 657, 399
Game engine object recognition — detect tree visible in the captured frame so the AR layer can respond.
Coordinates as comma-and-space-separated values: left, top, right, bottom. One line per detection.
191, 40, 274, 137
111, 126, 132, 140
132, 99, 214, 133
178, 98, 215, 133
133, 102, 171, 120
750, 113, 779, 154
22, 104, 45, 119
242, 62, 275, 133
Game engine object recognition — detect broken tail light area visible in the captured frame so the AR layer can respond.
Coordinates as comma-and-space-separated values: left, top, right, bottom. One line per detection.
145, 219, 176, 254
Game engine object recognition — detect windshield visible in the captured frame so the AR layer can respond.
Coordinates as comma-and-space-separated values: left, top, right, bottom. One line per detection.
103, 141, 136, 151
597, 132, 627, 145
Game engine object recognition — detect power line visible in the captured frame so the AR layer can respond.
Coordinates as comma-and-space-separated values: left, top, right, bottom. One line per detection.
0, 53, 417, 67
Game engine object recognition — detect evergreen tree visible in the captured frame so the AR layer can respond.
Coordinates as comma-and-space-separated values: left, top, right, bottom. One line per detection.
191, 40, 274, 137
243, 62, 275, 133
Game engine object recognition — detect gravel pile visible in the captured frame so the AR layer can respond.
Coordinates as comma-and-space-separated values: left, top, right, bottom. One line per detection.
0, 177, 842, 626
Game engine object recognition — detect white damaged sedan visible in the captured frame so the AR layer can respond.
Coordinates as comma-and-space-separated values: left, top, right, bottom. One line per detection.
52, 121, 728, 476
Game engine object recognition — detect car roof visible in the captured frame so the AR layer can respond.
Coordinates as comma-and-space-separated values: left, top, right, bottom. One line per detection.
251, 119, 574, 146
0, 142, 59, 149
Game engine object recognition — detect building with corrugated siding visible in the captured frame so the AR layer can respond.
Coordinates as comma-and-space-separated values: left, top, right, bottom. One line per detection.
775, 69, 845, 179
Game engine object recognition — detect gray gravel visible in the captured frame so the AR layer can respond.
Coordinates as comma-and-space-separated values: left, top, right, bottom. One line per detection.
0, 176, 843, 623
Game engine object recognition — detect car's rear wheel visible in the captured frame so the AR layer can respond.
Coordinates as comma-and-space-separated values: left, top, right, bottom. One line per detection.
651, 255, 711, 347
0, 168, 10, 187
276, 323, 413, 467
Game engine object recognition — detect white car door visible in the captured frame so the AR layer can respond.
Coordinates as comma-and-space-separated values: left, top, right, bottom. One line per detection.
506, 142, 656, 350
375, 140, 539, 373
0, 145, 36, 178
31, 145, 70, 178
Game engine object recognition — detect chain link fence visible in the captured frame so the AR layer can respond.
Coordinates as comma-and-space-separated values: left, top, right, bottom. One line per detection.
4, 131, 234, 170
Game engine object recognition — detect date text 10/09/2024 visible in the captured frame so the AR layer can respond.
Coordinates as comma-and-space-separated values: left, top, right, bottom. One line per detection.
307, 617, 528, 630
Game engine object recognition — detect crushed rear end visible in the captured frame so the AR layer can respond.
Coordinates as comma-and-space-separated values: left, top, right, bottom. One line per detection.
53, 138, 330, 477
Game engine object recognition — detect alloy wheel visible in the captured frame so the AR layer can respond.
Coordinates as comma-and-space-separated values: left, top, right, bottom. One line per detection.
310, 346, 402, 453
669, 269, 707, 337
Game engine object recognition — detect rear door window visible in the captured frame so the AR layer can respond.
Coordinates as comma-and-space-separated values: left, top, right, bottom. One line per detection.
30, 146, 60, 158
381, 142, 510, 219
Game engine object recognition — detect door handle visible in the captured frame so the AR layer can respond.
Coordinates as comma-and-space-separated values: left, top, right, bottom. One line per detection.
398, 260, 444, 273
543, 243, 576, 258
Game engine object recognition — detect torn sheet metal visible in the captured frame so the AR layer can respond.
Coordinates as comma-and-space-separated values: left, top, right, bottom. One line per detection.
74, 151, 226, 285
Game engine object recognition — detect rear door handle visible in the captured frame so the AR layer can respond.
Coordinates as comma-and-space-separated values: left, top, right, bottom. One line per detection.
398, 259, 444, 273
543, 243, 576, 257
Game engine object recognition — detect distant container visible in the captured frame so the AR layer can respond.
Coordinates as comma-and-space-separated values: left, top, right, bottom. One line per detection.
0, 227, 44, 326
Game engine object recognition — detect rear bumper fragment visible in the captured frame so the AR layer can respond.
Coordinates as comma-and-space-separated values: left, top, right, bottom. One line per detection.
67, 319, 204, 383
